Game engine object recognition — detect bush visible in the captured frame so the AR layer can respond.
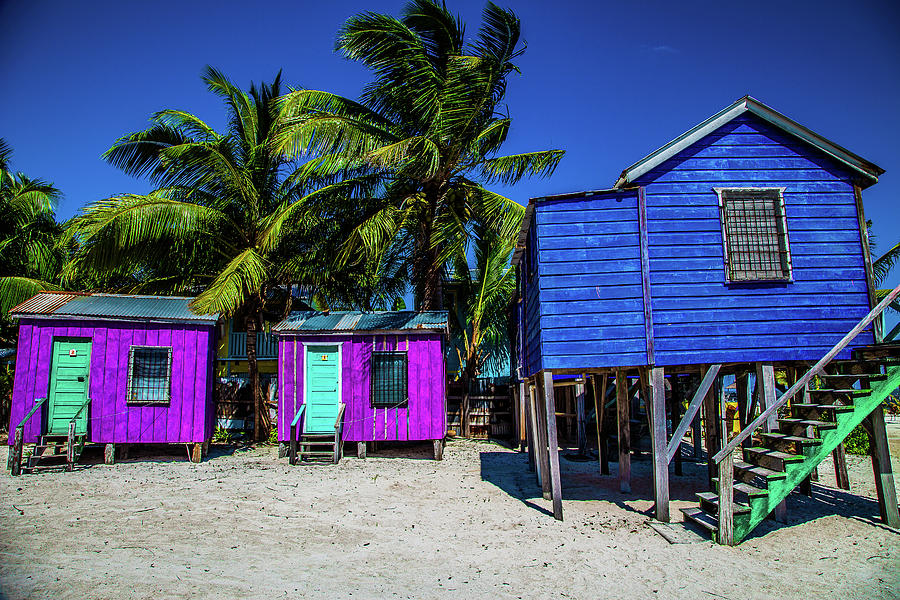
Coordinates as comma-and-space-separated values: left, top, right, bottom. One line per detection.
843, 424, 870, 455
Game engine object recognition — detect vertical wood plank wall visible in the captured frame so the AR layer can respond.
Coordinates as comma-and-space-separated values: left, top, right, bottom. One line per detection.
637, 113, 874, 365
9, 318, 216, 445
277, 333, 446, 443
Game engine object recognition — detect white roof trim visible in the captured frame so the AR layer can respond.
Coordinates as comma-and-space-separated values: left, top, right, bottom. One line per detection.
614, 96, 884, 189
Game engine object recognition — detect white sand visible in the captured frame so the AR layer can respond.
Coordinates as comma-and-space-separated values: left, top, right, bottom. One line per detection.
1, 429, 898, 600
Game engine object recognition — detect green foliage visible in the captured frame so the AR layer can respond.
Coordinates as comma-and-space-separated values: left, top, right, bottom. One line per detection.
276, 0, 563, 309
267, 424, 279, 445
0, 139, 65, 342
843, 424, 870, 455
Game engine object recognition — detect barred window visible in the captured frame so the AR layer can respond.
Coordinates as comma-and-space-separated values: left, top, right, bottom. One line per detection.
717, 188, 791, 282
371, 351, 408, 408
127, 346, 172, 404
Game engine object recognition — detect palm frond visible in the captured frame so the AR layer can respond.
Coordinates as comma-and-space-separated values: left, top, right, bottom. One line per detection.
0, 276, 61, 315
190, 248, 269, 316
873, 241, 900, 285
477, 150, 565, 185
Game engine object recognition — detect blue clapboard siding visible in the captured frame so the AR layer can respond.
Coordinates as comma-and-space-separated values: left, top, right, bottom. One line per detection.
521, 190, 648, 374
637, 113, 874, 366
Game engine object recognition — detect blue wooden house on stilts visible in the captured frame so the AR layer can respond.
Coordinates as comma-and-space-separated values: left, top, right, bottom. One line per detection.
514, 96, 900, 544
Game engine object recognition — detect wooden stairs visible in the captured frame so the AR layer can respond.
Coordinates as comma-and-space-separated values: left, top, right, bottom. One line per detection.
292, 433, 343, 464
683, 356, 900, 544
9, 433, 87, 475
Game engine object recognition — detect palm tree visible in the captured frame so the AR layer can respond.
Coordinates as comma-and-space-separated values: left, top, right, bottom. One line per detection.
64, 67, 371, 441
447, 204, 520, 434
274, 0, 563, 310
0, 139, 64, 330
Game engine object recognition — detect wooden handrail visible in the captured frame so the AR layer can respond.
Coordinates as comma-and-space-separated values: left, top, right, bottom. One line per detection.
16, 397, 47, 432
9, 398, 47, 475
333, 402, 346, 464
289, 405, 306, 465
713, 282, 900, 464
70, 398, 90, 424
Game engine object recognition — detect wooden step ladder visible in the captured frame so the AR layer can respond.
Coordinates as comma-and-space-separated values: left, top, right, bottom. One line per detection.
288, 403, 346, 465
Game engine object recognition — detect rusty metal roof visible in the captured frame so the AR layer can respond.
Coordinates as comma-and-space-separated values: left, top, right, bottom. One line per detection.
273, 311, 448, 334
10, 292, 218, 323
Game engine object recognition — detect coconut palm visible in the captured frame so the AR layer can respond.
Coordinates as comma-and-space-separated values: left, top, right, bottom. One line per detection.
0, 139, 64, 326
447, 200, 520, 434
64, 67, 374, 441
275, 0, 563, 310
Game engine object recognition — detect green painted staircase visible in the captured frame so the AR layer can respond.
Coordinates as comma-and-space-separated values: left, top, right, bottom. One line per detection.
682, 362, 900, 544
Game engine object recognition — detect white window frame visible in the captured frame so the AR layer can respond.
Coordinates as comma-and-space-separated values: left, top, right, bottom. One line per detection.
714, 187, 793, 283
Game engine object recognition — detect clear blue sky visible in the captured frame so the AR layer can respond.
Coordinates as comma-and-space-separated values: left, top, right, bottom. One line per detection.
2, 0, 898, 296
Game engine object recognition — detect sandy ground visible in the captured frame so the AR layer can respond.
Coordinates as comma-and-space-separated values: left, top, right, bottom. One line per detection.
1, 425, 899, 600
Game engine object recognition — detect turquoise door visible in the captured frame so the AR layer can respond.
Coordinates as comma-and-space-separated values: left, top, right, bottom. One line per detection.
304, 345, 341, 433
47, 338, 91, 435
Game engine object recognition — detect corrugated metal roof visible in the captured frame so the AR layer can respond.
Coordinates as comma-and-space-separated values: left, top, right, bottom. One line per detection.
10, 292, 81, 315
10, 292, 218, 323
273, 311, 448, 333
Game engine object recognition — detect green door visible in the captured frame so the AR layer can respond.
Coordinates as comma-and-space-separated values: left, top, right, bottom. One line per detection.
47, 338, 91, 435
305, 345, 340, 433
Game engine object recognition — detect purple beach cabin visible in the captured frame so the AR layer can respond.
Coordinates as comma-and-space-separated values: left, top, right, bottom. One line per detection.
274, 311, 448, 460
8, 292, 217, 456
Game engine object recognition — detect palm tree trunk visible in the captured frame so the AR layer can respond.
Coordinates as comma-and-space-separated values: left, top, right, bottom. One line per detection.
418, 188, 443, 311
244, 311, 270, 442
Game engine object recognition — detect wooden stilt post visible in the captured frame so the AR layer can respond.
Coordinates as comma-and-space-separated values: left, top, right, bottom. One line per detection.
433, 439, 444, 461
542, 370, 564, 521
701, 367, 719, 485
10, 427, 23, 476
534, 381, 552, 500
518, 381, 527, 453
671, 377, 683, 476
616, 368, 631, 493
866, 405, 900, 528
717, 450, 735, 546
524, 383, 536, 472
190, 443, 203, 463
575, 376, 587, 457
692, 376, 703, 459
594, 374, 610, 475
832, 443, 851, 490
357, 441, 367, 459
735, 371, 749, 430
650, 367, 669, 522
104, 444, 116, 465
529, 382, 547, 492
755, 363, 778, 432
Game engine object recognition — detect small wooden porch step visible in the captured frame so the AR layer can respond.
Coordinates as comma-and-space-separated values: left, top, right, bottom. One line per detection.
733, 459, 786, 482
697, 491, 751, 515
681, 507, 718, 534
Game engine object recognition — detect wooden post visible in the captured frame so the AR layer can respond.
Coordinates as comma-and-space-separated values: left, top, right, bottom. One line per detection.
575, 377, 587, 457
528, 382, 545, 488
67, 422, 76, 471
190, 443, 203, 463
357, 441, 367, 459
832, 443, 850, 490
278, 442, 288, 459
650, 367, 669, 522
691, 377, 703, 459
593, 374, 610, 475
433, 439, 444, 461
289, 420, 298, 465
525, 383, 535, 472
671, 377, 683, 476
542, 371, 564, 521
104, 444, 116, 465
867, 406, 900, 528
534, 382, 552, 499
735, 371, 749, 429
118, 444, 129, 461
518, 381, 527, 453
10, 427, 23, 476
616, 368, 631, 493
717, 451, 735, 546
701, 367, 719, 485
755, 363, 778, 432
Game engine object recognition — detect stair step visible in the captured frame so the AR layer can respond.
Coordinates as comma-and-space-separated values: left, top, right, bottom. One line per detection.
712, 478, 769, 498
760, 432, 822, 447
697, 491, 752, 515
299, 451, 335, 456
820, 373, 885, 381
681, 507, 718, 533
808, 388, 870, 397
791, 403, 854, 412
734, 459, 786, 481
778, 418, 838, 434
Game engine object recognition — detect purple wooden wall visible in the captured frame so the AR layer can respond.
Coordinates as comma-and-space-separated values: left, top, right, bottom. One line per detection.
277, 333, 446, 443
8, 318, 215, 445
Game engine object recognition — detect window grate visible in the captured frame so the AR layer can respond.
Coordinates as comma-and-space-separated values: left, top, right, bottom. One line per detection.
371, 351, 408, 408
127, 346, 172, 405
719, 189, 791, 281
